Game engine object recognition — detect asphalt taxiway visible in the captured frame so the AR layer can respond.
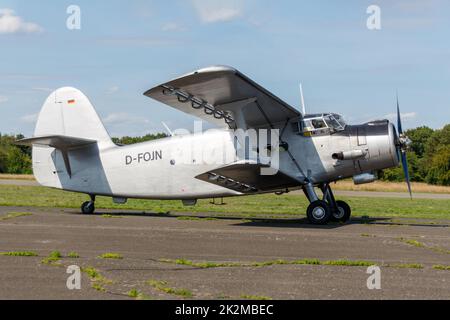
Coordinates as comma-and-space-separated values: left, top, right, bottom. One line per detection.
0, 206, 449, 299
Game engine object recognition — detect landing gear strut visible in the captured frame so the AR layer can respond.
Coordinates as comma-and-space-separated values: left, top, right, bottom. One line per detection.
81, 195, 96, 214
319, 183, 351, 223
302, 183, 331, 225
302, 182, 351, 224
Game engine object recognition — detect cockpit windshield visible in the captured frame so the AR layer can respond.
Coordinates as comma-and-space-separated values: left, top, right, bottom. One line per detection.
324, 115, 345, 131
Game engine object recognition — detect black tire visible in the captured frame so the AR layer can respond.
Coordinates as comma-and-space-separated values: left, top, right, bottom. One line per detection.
81, 201, 95, 214
307, 200, 332, 225
331, 200, 351, 222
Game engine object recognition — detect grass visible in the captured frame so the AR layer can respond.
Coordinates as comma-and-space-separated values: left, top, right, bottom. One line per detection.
333, 180, 450, 194
101, 214, 122, 218
433, 265, 450, 271
67, 251, 80, 258
0, 174, 35, 180
1, 185, 449, 220
400, 239, 425, 248
81, 266, 113, 291
176, 216, 218, 221
0, 251, 38, 256
160, 257, 438, 271
4, 175, 448, 193
126, 289, 152, 300
146, 279, 193, 298
360, 233, 376, 237
0, 212, 32, 221
322, 259, 376, 267
398, 238, 450, 254
98, 253, 123, 259
388, 263, 423, 269
159, 258, 377, 269
92, 283, 106, 292
240, 294, 272, 300
41, 251, 63, 266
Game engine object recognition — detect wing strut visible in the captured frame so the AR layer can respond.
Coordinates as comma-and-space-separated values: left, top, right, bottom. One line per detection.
254, 100, 307, 182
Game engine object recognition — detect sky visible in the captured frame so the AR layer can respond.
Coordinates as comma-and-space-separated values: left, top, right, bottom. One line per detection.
1, 0, 449, 137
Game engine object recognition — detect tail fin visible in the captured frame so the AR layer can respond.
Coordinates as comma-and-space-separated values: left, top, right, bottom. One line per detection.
18, 87, 114, 188
34, 87, 113, 148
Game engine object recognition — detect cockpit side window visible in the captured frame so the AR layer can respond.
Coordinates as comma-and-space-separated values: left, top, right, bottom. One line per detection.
311, 119, 327, 129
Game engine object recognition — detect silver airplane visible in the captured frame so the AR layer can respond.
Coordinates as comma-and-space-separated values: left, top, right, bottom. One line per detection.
17, 66, 412, 225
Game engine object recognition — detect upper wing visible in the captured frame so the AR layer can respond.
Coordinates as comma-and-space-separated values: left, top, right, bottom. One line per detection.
195, 160, 300, 193
144, 65, 300, 129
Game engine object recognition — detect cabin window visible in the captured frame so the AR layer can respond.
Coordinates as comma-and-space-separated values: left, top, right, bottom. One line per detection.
311, 119, 327, 129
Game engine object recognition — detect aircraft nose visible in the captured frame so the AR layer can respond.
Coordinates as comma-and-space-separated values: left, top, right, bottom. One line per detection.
389, 122, 400, 165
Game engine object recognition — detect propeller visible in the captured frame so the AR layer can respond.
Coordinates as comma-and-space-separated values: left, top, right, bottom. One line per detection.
395, 95, 413, 199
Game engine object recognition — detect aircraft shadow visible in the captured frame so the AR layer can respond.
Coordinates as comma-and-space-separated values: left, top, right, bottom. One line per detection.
65, 209, 447, 229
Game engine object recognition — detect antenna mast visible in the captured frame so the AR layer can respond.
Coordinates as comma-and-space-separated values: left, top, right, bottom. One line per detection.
299, 83, 306, 115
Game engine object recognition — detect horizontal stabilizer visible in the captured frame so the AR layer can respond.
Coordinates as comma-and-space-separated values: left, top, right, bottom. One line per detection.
16, 135, 96, 150
16, 135, 97, 178
195, 161, 300, 193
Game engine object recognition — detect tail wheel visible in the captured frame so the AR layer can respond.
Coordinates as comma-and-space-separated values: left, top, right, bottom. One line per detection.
307, 200, 332, 225
81, 201, 95, 214
331, 200, 351, 222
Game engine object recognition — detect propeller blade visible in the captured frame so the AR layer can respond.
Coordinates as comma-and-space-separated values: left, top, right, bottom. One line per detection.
396, 94, 403, 134
396, 93, 412, 199
400, 150, 412, 199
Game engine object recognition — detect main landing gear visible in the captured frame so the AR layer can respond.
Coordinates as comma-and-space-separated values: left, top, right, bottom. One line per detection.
81, 195, 96, 214
302, 183, 351, 225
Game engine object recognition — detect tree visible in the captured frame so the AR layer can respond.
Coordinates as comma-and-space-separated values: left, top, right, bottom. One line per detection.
5, 146, 32, 174
404, 126, 433, 157
112, 133, 167, 145
378, 151, 423, 182
425, 146, 450, 186
423, 125, 450, 185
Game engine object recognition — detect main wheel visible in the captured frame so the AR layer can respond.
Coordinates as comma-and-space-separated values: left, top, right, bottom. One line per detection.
307, 200, 332, 225
81, 201, 95, 214
331, 200, 351, 222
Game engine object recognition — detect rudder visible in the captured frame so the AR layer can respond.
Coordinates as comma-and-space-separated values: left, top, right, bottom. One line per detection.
35, 87, 113, 149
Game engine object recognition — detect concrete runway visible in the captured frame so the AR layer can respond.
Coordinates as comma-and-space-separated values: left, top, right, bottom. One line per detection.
0, 206, 449, 300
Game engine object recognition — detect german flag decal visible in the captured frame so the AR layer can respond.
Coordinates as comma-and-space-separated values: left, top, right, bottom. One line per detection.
67, 99, 76, 104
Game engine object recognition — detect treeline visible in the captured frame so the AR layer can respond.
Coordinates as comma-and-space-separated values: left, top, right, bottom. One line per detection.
0, 134, 32, 174
379, 124, 449, 185
111, 133, 167, 145
0, 133, 167, 175
0, 126, 448, 185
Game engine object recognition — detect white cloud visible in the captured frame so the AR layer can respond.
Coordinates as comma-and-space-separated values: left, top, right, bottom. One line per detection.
190, 0, 243, 23
0, 95, 8, 103
106, 86, 119, 94
0, 8, 43, 34
20, 113, 38, 123
384, 112, 417, 121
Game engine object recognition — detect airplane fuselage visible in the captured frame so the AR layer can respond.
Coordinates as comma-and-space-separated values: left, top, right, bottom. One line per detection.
33, 118, 398, 201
